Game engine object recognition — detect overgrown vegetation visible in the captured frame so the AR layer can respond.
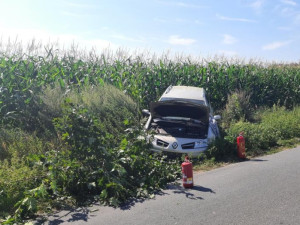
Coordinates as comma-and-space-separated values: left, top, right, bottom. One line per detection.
0, 42, 299, 223
226, 105, 300, 155
195, 97, 300, 168
221, 90, 254, 128
0, 87, 180, 224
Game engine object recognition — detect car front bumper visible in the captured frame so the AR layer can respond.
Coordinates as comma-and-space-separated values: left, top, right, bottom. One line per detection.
149, 135, 209, 157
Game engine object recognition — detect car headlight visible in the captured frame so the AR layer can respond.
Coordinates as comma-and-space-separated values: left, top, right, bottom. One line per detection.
194, 141, 202, 148
194, 140, 208, 148
149, 136, 155, 143
146, 135, 155, 144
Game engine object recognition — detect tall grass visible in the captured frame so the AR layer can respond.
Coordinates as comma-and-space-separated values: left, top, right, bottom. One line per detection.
39, 83, 138, 137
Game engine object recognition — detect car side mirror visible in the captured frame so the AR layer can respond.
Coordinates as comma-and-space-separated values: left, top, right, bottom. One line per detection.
214, 115, 221, 120
142, 109, 150, 116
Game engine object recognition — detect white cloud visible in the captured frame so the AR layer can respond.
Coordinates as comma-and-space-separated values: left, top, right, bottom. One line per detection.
276, 4, 300, 25
249, 0, 264, 12
168, 35, 196, 45
216, 14, 257, 23
280, 7, 294, 15
280, 0, 297, 6
223, 34, 238, 44
262, 40, 292, 50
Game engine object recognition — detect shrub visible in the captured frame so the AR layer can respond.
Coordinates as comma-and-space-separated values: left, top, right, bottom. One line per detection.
0, 129, 48, 161
0, 129, 49, 218
1, 100, 180, 222
0, 155, 43, 217
225, 106, 300, 156
39, 83, 138, 137
51, 102, 180, 204
197, 137, 236, 161
222, 90, 253, 128
226, 121, 277, 155
260, 105, 300, 140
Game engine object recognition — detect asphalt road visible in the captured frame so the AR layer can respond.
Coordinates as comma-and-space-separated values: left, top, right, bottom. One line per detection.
42, 146, 300, 225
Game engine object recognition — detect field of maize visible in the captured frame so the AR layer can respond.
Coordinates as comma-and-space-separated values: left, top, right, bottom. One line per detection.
0, 45, 299, 130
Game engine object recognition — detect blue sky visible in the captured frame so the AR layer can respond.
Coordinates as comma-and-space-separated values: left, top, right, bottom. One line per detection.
0, 0, 299, 62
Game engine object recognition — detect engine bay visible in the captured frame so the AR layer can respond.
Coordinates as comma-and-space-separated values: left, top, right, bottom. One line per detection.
150, 119, 208, 139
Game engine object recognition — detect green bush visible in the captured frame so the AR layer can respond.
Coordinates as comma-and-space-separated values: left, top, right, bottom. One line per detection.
0, 129, 48, 161
51, 101, 180, 205
39, 83, 138, 137
0, 129, 49, 218
197, 137, 236, 162
260, 106, 300, 139
225, 106, 300, 156
227, 121, 275, 155
0, 155, 43, 217
222, 90, 254, 128
1, 100, 180, 223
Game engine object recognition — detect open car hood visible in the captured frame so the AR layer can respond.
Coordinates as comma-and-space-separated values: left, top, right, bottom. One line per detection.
150, 101, 209, 124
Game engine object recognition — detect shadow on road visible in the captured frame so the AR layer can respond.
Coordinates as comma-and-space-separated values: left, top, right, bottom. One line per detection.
119, 183, 216, 209
35, 184, 216, 224
119, 189, 169, 210
120, 198, 146, 210
192, 185, 216, 193
167, 183, 215, 200
48, 219, 64, 225
248, 159, 268, 162
36, 207, 90, 225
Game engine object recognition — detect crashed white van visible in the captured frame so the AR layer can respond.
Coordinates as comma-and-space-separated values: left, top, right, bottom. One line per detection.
143, 86, 221, 157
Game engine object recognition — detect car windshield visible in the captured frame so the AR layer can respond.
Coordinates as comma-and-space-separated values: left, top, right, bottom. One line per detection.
159, 98, 206, 106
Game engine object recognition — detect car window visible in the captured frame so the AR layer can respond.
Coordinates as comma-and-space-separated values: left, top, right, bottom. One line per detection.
159, 98, 206, 105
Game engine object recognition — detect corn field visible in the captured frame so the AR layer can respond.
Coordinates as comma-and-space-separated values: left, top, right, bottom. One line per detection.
0, 45, 299, 130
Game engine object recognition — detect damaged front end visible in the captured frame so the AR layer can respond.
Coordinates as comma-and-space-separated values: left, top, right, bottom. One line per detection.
146, 101, 211, 157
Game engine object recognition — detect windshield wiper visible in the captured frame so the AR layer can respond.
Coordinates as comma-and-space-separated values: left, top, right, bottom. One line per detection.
186, 118, 206, 126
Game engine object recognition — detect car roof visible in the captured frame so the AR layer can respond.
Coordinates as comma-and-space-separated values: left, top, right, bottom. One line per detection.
159, 86, 207, 103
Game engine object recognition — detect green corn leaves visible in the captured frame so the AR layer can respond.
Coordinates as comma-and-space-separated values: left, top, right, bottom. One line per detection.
1, 48, 299, 131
